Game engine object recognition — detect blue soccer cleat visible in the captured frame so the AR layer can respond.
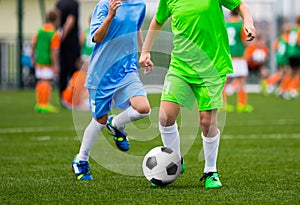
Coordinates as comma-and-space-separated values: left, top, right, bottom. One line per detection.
106, 115, 130, 151
71, 154, 93, 180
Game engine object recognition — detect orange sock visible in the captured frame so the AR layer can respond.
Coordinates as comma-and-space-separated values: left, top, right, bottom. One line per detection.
238, 89, 247, 105
287, 75, 300, 91
267, 73, 281, 86
36, 81, 52, 106
279, 75, 292, 92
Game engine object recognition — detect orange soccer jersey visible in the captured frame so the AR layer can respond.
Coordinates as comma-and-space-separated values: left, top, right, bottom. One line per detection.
244, 44, 269, 70
62, 70, 88, 109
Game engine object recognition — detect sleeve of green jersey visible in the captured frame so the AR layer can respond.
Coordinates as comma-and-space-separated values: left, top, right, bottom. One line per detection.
219, 0, 241, 11
155, 0, 171, 25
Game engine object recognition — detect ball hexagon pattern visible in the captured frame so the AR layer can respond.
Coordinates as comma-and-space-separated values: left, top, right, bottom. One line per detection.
142, 146, 182, 186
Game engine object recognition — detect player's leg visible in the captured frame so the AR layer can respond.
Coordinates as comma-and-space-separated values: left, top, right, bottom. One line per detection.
195, 76, 225, 188
72, 89, 110, 180
236, 76, 253, 112
111, 96, 151, 129
107, 95, 151, 151
106, 72, 151, 151
159, 100, 181, 158
34, 67, 57, 113
282, 57, 300, 99
199, 109, 222, 189
158, 72, 195, 159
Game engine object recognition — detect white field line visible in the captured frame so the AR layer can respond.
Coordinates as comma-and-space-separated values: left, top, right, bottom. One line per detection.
27, 133, 300, 142
0, 118, 298, 134
0, 133, 297, 142
0, 126, 78, 134
222, 133, 300, 139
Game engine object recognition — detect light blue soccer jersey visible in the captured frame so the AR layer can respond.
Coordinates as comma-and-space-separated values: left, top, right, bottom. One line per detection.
85, 0, 146, 89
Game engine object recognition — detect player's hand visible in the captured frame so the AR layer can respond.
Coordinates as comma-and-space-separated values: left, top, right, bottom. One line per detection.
108, 0, 122, 17
243, 20, 256, 41
139, 51, 154, 75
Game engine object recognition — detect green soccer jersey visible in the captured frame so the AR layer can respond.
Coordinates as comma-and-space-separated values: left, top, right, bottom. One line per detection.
276, 35, 289, 66
287, 27, 300, 57
36, 28, 56, 65
156, 0, 241, 80
81, 28, 95, 57
226, 20, 245, 57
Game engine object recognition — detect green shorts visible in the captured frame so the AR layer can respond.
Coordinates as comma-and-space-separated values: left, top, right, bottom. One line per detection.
161, 71, 226, 111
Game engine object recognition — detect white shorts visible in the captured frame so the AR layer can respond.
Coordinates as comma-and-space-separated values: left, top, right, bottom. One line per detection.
35, 67, 55, 80
227, 58, 249, 78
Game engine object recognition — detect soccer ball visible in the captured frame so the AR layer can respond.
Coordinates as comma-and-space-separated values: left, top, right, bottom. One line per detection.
142, 146, 182, 186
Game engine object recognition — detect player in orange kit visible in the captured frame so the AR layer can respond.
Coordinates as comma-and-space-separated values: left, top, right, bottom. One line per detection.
225, 10, 252, 112
31, 9, 60, 113
244, 33, 269, 94
278, 15, 300, 99
263, 24, 290, 94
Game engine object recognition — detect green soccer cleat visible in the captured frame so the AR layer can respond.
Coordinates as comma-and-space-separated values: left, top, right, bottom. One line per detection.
181, 158, 186, 174
34, 104, 58, 113
200, 172, 222, 189
237, 104, 253, 113
218, 104, 234, 113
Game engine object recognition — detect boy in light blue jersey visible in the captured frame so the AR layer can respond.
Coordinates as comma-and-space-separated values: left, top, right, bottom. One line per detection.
72, 0, 151, 180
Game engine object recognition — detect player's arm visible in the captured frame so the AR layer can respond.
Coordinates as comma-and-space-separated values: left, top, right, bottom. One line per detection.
51, 32, 61, 76
137, 29, 143, 52
31, 34, 37, 67
80, 31, 86, 48
93, 0, 122, 43
235, 2, 256, 41
61, 15, 75, 41
139, 17, 164, 74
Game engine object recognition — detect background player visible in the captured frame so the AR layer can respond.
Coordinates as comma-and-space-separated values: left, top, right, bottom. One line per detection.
226, 10, 253, 112
278, 15, 300, 99
61, 15, 95, 110
263, 24, 291, 94
244, 33, 269, 93
56, 0, 81, 102
31, 9, 60, 113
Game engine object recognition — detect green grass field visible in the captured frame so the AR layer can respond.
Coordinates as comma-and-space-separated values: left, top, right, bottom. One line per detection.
0, 90, 299, 204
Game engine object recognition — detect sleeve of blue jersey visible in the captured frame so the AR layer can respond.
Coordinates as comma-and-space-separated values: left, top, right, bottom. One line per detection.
90, 2, 109, 42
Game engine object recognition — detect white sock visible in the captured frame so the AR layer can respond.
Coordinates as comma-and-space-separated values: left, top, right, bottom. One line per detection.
112, 106, 150, 128
202, 129, 220, 173
77, 118, 106, 162
159, 122, 181, 158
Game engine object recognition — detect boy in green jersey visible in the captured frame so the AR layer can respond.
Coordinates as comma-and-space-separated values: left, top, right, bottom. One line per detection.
31, 9, 60, 113
279, 15, 300, 99
226, 10, 252, 112
140, 0, 255, 188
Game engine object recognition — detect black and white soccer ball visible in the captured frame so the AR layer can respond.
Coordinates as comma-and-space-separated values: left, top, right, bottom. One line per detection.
142, 146, 182, 186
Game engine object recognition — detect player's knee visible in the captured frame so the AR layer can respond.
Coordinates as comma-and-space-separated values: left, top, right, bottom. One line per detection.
200, 118, 217, 137
96, 115, 108, 125
159, 115, 176, 127
136, 107, 151, 119
134, 104, 151, 115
